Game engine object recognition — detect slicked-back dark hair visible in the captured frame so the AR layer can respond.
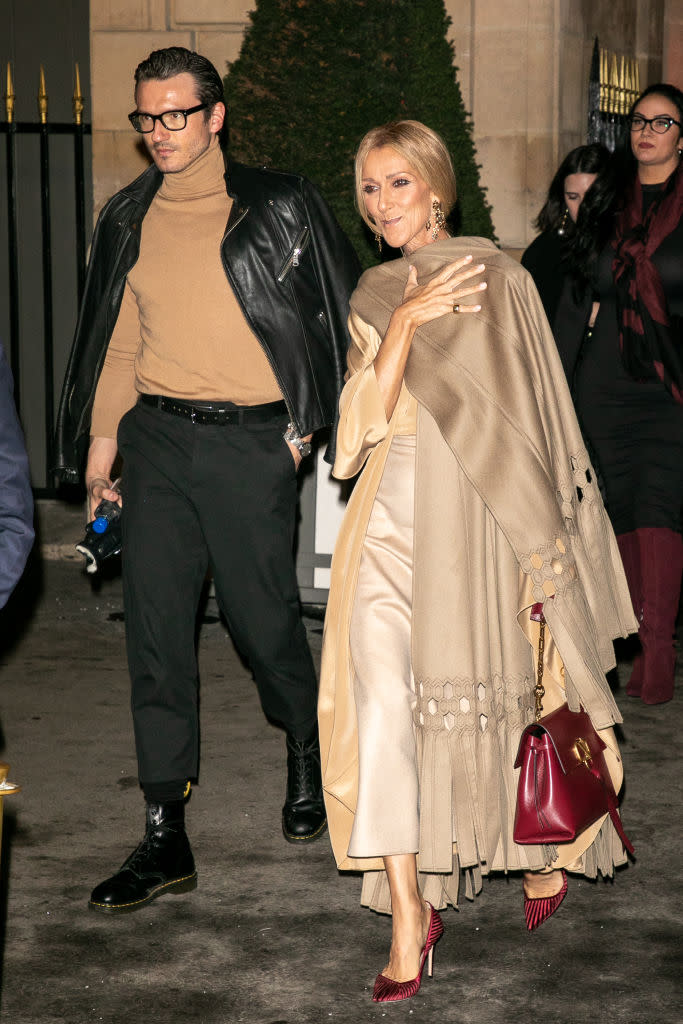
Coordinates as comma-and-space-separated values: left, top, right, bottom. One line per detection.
630, 82, 683, 129
134, 47, 224, 112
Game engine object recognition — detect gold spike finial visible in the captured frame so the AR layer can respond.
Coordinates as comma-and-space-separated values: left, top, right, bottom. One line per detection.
626, 58, 635, 110
5, 62, 15, 123
618, 54, 625, 115
38, 64, 48, 124
609, 52, 619, 114
73, 62, 84, 125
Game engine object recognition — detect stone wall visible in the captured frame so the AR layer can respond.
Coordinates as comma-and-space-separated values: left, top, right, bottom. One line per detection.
90, 0, 677, 246
664, 0, 683, 87
446, 0, 667, 250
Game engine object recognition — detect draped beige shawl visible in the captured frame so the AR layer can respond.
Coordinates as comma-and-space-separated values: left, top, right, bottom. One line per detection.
319, 237, 636, 895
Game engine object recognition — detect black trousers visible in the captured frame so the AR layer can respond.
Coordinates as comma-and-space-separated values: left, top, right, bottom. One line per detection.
117, 400, 318, 789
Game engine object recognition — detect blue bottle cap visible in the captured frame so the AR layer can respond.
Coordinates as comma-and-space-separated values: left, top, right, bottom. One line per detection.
92, 517, 109, 534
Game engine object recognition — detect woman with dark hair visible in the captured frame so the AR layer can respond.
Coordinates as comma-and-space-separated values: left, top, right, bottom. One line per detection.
522, 143, 617, 382
572, 83, 683, 705
319, 120, 635, 1003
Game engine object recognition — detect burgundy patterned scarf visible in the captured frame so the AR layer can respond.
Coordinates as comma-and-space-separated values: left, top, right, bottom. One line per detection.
612, 163, 683, 404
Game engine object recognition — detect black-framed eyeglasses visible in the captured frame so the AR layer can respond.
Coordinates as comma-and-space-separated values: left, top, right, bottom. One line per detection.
628, 114, 681, 134
128, 103, 208, 133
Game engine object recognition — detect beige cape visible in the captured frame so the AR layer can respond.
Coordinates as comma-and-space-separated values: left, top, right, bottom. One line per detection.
319, 238, 637, 910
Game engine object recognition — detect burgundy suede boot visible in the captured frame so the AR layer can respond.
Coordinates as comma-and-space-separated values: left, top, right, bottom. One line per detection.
635, 527, 683, 705
617, 531, 644, 697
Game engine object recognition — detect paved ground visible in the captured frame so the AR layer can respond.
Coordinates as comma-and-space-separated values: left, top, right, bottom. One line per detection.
0, 502, 680, 1023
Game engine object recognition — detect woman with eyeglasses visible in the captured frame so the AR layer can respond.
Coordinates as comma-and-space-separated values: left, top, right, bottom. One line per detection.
571, 83, 683, 705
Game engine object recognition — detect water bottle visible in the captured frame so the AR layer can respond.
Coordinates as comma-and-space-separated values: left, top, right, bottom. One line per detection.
92, 498, 121, 535
75, 483, 123, 573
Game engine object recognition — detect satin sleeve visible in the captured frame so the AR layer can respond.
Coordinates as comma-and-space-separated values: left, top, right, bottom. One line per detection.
332, 311, 389, 480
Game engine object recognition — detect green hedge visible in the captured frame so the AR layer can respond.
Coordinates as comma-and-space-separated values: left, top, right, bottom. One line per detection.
224, 0, 495, 267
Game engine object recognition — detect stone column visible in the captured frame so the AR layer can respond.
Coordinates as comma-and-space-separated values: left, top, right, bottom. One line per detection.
446, 0, 666, 250
663, 0, 683, 87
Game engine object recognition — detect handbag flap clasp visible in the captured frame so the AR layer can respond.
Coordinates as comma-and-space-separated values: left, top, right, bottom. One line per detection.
514, 705, 607, 773
573, 737, 593, 767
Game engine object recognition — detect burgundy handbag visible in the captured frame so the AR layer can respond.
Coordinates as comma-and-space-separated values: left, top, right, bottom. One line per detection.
513, 613, 634, 856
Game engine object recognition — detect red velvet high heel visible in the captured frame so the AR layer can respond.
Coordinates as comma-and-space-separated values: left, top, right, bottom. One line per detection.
524, 869, 568, 931
372, 902, 444, 1003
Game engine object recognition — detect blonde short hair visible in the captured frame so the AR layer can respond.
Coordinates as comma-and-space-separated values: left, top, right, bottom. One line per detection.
354, 120, 457, 232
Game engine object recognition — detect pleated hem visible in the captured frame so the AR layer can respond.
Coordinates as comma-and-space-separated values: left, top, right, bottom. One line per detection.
360, 814, 627, 916
358, 667, 629, 917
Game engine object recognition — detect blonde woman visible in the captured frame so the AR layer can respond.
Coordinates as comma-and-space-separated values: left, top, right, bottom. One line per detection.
319, 120, 636, 1003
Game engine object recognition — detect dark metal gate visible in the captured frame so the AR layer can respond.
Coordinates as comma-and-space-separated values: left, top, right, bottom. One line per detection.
587, 38, 641, 150
1, 62, 91, 495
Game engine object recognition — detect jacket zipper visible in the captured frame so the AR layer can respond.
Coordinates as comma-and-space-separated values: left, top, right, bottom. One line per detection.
277, 225, 310, 283
223, 204, 250, 239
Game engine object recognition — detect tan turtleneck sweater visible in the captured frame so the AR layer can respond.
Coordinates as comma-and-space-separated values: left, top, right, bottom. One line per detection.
90, 136, 282, 438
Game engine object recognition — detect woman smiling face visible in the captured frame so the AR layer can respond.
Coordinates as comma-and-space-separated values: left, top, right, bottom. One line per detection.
361, 145, 440, 254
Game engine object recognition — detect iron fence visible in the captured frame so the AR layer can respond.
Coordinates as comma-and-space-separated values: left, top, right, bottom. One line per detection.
587, 37, 641, 151
1, 63, 91, 493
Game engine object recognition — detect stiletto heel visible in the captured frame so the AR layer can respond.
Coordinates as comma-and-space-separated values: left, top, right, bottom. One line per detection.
372, 902, 444, 1003
524, 869, 567, 930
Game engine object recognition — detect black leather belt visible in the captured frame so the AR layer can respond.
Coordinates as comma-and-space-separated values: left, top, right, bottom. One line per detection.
139, 394, 288, 426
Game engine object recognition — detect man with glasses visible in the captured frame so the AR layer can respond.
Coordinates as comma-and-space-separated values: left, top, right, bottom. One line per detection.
55, 47, 360, 914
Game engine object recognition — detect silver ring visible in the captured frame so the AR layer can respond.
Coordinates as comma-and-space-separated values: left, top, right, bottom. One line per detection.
453, 303, 460, 313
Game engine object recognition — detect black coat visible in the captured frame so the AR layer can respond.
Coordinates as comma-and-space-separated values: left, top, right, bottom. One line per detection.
54, 153, 361, 481
522, 230, 592, 387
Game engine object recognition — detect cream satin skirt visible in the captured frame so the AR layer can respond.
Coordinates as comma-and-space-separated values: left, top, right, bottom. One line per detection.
346, 431, 626, 906
348, 434, 418, 857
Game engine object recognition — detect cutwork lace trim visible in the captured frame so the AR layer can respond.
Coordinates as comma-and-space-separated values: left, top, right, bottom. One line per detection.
520, 449, 598, 604
413, 675, 533, 735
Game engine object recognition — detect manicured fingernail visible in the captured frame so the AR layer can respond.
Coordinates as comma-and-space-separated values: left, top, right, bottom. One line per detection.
477, 264, 485, 271
474, 304, 482, 311
465, 254, 473, 261
479, 281, 487, 289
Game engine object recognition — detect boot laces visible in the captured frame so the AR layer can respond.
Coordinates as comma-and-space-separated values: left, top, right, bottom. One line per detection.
287, 737, 320, 800
124, 823, 178, 874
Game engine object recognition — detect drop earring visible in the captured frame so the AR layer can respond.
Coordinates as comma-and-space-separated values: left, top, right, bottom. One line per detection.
432, 199, 445, 240
557, 208, 568, 236
374, 232, 382, 253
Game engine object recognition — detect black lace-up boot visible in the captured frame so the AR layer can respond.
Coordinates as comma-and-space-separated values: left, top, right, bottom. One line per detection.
88, 800, 197, 913
281, 727, 327, 843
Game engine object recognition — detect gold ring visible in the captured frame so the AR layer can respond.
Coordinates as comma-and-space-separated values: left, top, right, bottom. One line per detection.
453, 303, 460, 313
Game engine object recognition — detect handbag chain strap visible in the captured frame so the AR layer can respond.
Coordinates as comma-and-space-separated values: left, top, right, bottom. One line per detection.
534, 615, 546, 722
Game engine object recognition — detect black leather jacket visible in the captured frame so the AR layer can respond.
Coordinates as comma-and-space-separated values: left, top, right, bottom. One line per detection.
55, 153, 361, 481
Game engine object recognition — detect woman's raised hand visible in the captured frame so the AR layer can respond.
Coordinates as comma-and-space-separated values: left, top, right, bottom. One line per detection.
374, 255, 487, 419
399, 255, 486, 330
